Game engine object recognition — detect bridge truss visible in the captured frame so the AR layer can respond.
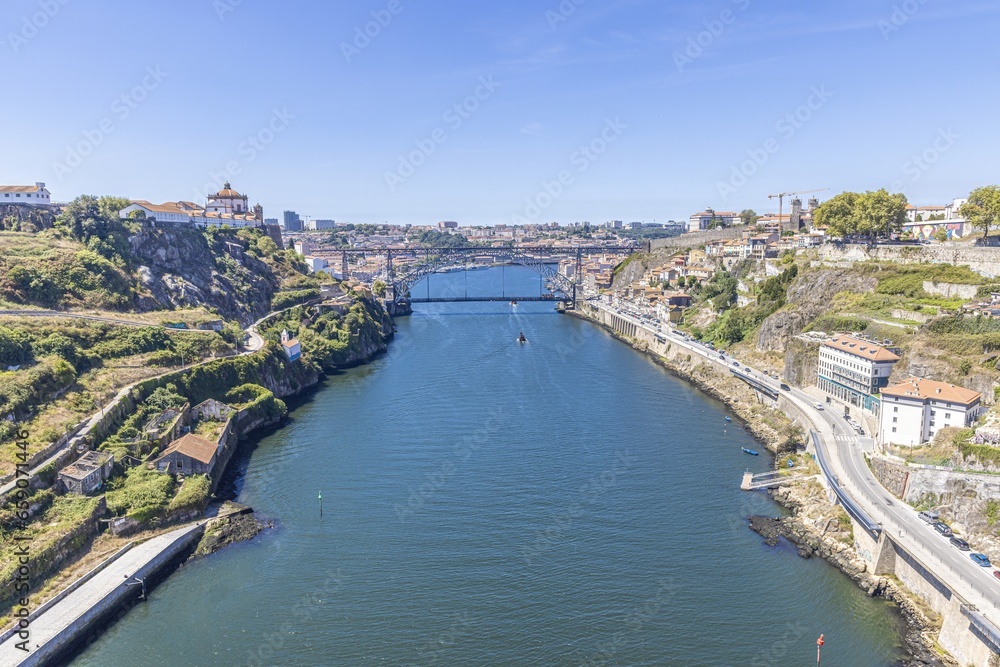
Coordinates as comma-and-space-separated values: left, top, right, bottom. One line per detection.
329, 244, 642, 305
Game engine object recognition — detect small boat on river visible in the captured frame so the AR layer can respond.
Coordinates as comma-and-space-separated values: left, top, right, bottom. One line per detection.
518, 332, 527, 344
742, 447, 759, 456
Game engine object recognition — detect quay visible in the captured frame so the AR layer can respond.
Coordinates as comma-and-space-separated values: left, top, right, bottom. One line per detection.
0, 523, 204, 666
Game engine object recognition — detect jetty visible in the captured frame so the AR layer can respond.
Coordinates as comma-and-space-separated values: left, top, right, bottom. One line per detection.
0, 523, 204, 666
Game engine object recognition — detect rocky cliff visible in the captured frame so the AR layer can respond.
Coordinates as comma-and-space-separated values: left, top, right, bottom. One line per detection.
129, 224, 278, 325
755, 268, 877, 354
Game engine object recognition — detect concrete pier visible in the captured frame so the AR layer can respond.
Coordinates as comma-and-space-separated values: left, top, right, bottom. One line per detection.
0, 523, 204, 666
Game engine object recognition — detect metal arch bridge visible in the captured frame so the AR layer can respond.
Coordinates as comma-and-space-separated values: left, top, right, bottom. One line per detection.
332, 245, 643, 305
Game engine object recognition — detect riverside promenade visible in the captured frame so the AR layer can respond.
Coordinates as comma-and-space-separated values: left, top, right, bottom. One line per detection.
0, 523, 203, 667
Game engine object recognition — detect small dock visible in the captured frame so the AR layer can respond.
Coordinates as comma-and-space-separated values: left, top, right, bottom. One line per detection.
741, 470, 811, 491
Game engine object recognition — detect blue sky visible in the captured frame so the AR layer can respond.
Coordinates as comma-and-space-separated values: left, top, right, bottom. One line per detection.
3, 0, 998, 225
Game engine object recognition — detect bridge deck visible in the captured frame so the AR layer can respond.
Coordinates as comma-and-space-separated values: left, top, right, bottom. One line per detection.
408, 296, 568, 303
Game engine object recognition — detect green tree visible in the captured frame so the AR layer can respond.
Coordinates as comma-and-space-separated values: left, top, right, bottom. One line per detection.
372, 280, 387, 297
740, 209, 759, 226
813, 191, 859, 237
814, 189, 907, 240
961, 185, 1000, 239
934, 228, 949, 243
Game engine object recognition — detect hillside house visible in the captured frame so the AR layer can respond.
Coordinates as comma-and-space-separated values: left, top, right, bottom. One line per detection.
152, 433, 219, 476
59, 451, 114, 495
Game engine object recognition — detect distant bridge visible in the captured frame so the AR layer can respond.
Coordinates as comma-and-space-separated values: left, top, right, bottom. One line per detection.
409, 296, 561, 303
323, 244, 643, 306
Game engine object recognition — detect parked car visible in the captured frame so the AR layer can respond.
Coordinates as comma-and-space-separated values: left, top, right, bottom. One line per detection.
814, 402, 824, 411
780, 383, 790, 391
933, 522, 953, 538
732, 361, 740, 367
950, 537, 971, 551
971, 552, 992, 567
918, 510, 939, 524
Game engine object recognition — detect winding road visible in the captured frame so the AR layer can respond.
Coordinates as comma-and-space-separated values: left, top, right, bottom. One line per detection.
594, 300, 1000, 630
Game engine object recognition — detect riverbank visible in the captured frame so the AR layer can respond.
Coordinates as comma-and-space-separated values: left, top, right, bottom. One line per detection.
566, 307, 955, 667
0, 299, 394, 663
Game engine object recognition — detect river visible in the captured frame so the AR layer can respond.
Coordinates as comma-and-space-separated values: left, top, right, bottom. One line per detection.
73, 266, 906, 666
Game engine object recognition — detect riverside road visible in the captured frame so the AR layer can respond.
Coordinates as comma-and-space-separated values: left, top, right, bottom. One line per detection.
597, 300, 1000, 630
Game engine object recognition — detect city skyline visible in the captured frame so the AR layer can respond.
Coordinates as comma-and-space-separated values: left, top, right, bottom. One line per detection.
3, 0, 998, 224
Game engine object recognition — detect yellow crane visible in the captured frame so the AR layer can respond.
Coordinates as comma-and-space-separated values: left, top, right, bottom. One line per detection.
767, 188, 829, 228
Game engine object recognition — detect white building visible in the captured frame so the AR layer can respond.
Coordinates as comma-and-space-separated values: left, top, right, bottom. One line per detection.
817, 334, 900, 413
306, 219, 336, 231
0, 182, 50, 206
688, 208, 740, 232
118, 182, 262, 228
879, 378, 983, 447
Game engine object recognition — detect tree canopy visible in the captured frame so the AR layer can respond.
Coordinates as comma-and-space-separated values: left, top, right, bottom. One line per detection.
54, 195, 134, 264
813, 189, 908, 239
740, 209, 759, 226
960, 185, 1000, 238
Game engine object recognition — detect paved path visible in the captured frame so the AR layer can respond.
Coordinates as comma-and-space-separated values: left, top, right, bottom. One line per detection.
0, 523, 202, 666
0, 310, 216, 334
594, 302, 1000, 628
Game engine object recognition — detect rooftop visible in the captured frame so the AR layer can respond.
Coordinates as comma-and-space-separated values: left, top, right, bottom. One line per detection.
882, 377, 981, 404
822, 334, 900, 362
156, 433, 218, 465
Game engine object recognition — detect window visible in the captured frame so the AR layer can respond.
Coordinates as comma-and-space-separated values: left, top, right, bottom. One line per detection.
176, 460, 183, 469
892, 427, 897, 433
892, 417, 897, 423
945, 413, 951, 419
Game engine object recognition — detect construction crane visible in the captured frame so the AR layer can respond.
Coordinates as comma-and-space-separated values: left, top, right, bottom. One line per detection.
768, 188, 829, 229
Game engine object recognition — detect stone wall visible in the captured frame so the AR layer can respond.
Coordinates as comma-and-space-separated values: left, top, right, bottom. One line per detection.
818, 243, 1000, 278
923, 281, 980, 299
651, 227, 742, 250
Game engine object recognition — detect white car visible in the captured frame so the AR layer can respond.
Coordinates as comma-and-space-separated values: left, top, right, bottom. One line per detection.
814, 402, 825, 411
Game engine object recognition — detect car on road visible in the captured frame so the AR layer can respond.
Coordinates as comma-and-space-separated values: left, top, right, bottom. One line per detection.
719, 353, 726, 360
918, 511, 939, 524
949, 537, 971, 551
732, 361, 740, 367
780, 383, 790, 391
971, 552, 992, 567
993, 570, 1000, 581
814, 402, 824, 411
933, 522, 953, 538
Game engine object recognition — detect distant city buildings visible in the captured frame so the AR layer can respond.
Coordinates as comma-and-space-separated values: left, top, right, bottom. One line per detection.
902, 198, 970, 241
687, 209, 740, 232
0, 182, 51, 206
265, 217, 279, 226
306, 219, 336, 231
438, 221, 458, 230
283, 210, 303, 232
879, 378, 983, 447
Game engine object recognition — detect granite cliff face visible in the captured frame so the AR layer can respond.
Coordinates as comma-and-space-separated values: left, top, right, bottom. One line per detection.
129, 224, 278, 325
0, 204, 56, 232
755, 268, 877, 354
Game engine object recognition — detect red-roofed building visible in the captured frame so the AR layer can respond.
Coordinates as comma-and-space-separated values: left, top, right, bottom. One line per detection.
879, 378, 983, 447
